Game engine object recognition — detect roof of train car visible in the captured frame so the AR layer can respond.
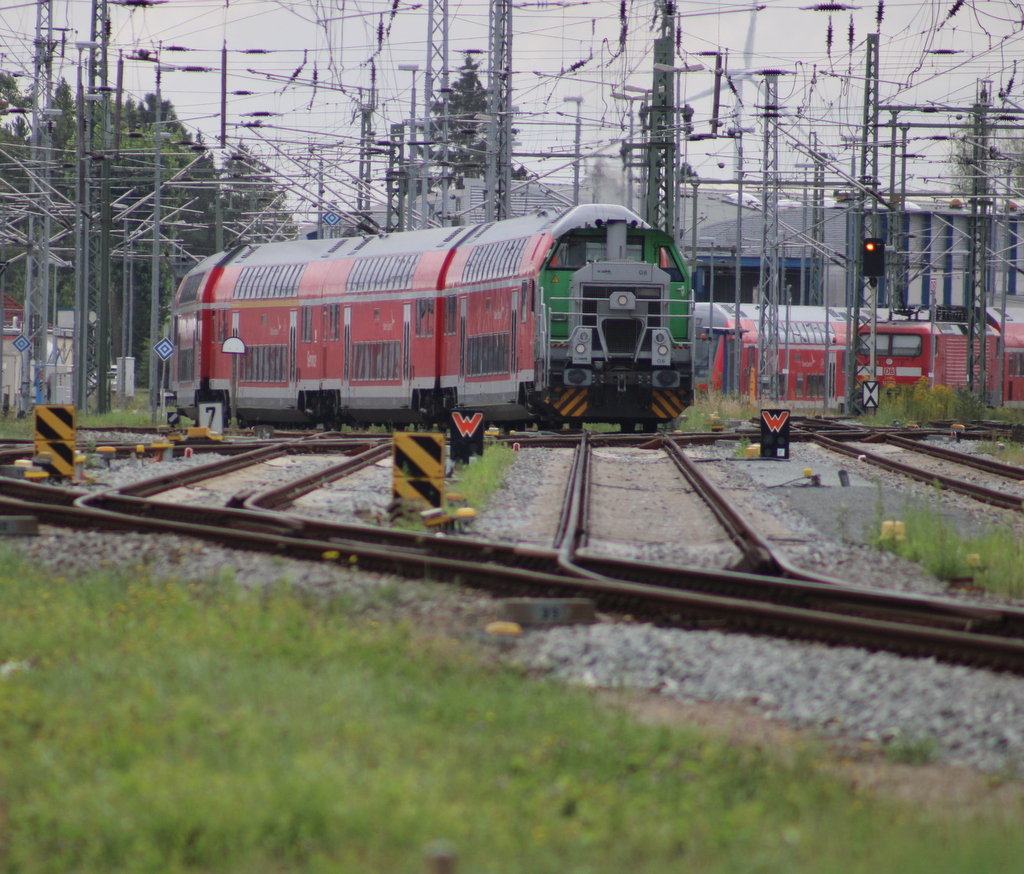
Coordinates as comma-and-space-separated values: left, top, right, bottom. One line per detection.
695, 302, 856, 328
182, 204, 651, 277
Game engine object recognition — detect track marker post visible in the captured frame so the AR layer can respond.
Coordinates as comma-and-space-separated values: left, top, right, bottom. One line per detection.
392, 432, 446, 509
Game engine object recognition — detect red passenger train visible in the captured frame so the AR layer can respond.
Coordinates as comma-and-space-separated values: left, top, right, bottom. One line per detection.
169, 205, 694, 430
695, 301, 1024, 408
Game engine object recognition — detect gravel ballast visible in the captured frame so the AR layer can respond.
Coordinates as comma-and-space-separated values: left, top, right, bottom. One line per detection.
11, 435, 1024, 775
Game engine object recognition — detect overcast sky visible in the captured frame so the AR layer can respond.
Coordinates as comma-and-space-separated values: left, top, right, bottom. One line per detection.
2, 0, 1023, 219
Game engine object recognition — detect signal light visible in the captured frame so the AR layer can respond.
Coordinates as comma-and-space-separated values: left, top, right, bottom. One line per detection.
862, 237, 886, 277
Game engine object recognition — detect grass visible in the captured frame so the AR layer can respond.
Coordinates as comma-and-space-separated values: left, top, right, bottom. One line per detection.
681, 391, 761, 432
873, 498, 1024, 597
859, 379, 1024, 426
449, 442, 516, 511
976, 439, 1024, 466
0, 395, 157, 441
1, 551, 1023, 872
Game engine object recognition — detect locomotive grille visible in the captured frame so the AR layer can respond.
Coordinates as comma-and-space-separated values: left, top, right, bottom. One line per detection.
602, 318, 643, 354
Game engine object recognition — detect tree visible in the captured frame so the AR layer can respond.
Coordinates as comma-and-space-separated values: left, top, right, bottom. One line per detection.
433, 53, 488, 185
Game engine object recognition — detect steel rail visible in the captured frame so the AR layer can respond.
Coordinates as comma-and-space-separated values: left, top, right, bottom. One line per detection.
10, 436, 1019, 638
883, 433, 1024, 481
109, 440, 382, 498
5, 486, 1024, 671
813, 434, 1024, 511
660, 437, 781, 575
9, 433, 1024, 670
241, 443, 393, 509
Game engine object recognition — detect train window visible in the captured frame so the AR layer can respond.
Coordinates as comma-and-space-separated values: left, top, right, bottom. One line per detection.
234, 263, 305, 300
467, 333, 510, 376
890, 334, 922, 357
416, 299, 435, 338
463, 237, 529, 283
300, 307, 314, 343
858, 334, 887, 357
444, 296, 457, 335
347, 254, 420, 293
329, 304, 340, 341
218, 311, 229, 343
352, 341, 400, 381
795, 373, 804, 398
240, 345, 287, 383
550, 236, 647, 269
657, 247, 684, 282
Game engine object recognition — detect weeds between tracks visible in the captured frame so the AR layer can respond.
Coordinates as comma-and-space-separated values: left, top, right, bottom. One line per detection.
0, 549, 1023, 870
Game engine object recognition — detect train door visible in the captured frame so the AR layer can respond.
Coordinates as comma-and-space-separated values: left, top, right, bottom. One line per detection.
827, 348, 841, 408
458, 296, 468, 402
402, 303, 412, 389
320, 305, 328, 384
343, 306, 352, 406
510, 288, 519, 378
289, 310, 298, 391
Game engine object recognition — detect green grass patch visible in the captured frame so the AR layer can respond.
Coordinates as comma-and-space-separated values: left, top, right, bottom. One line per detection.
448, 442, 516, 512
0, 397, 157, 441
976, 439, 1024, 467
682, 391, 762, 432
873, 499, 1024, 597
859, 379, 1024, 427
0, 551, 1023, 872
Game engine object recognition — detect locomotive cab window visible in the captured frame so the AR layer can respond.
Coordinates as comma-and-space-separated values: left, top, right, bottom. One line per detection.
549, 235, 644, 268
861, 333, 922, 357
890, 334, 923, 357
658, 247, 684, 282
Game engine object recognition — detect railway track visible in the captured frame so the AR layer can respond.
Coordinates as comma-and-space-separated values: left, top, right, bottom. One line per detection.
5, 430, 1024, 673
813, 433, 1024, 512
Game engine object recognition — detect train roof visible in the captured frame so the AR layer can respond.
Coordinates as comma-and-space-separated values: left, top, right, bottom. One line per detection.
695, 302, 855, 328
185, 204, 651, 276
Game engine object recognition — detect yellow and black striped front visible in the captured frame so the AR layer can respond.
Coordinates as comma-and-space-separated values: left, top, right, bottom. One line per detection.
392, 432, 446, 508
33, 404, 76, 478
651, 389, 688, 421
550, 387, 589, 418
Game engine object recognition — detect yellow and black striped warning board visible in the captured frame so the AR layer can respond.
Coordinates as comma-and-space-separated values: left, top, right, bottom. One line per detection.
651, 389, 687, 420
34, 404, 76, 478
392, 432, 446, 508
551, 386, 588, 418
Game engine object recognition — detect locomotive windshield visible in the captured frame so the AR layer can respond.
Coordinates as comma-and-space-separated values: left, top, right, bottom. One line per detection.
858, 333, 923, 357
549, 235, 644, 268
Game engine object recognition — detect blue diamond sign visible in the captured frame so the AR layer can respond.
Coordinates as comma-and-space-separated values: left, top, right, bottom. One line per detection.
12, 334, 30, 353
323, 211, 341, 226
154, 338, 175, 361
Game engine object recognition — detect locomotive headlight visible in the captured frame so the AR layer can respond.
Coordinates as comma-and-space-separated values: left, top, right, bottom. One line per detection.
569, 325, 594, 365
651, 328, 672, 366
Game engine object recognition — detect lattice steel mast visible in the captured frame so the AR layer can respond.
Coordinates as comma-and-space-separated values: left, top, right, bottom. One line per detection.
644, 2, 677, 236
484, 0, 512, 222
425, 0, 450, 225
967, 79, 992, 397
756, 71, 781, 400
21, 0, 55, 411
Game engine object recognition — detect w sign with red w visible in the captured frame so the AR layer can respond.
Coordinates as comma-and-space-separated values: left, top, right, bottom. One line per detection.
451, 412, 484, 439
759, 408, 792, 459
449, 411, 485, 463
